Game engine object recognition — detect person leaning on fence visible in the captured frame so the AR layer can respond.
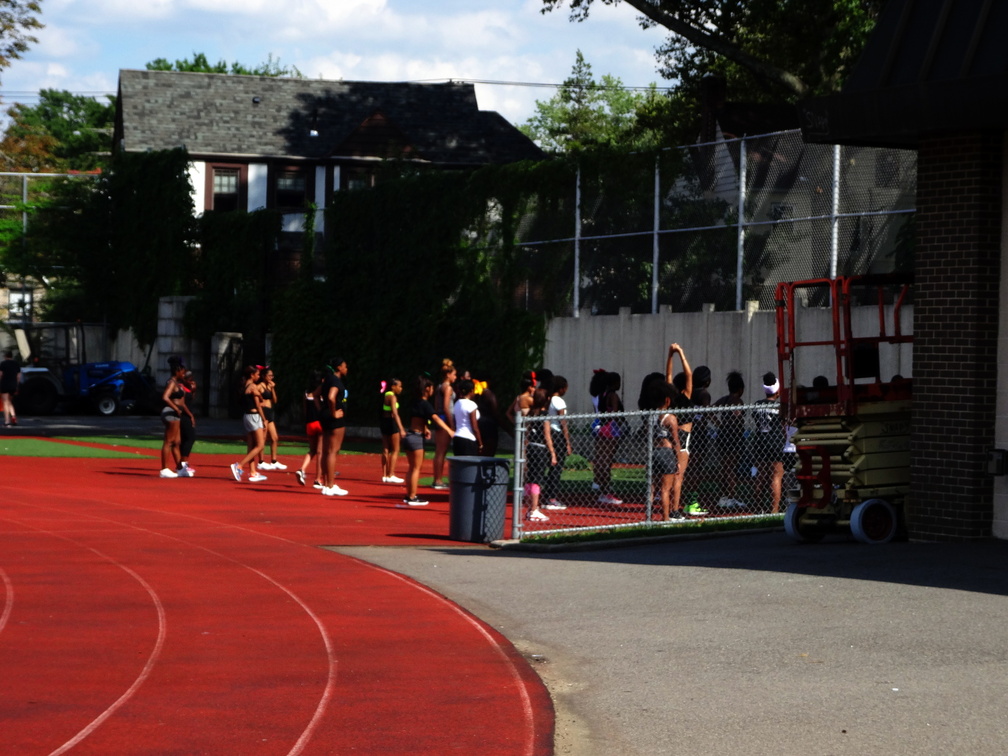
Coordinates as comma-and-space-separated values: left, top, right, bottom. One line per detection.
752, 371, 787, 513
592, 370, 624, 506
713, 371, 747, 509
683, 364, 713, 505
523, 386, 556, 522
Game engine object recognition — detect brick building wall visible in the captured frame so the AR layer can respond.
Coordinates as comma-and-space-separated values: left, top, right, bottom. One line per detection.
910, 132, 1002, 539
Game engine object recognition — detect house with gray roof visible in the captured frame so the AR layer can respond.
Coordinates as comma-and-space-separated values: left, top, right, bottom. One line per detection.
113, 68, 542, 239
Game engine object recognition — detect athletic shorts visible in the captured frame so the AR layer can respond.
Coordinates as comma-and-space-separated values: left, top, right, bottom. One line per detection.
161, 407, 180, 425
379, 417, 398, 437
320, 415, 344, 432
263, 406, 275, 424
402, 430, 425, 453
652, 446, 678, 476
305, 420, 322, 438
243, 413, 264, 433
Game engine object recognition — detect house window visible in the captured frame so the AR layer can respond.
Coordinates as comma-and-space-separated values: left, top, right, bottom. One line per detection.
341, 167, 375, 191
213, 169, 239, 211
208, 165, 244, 211
276, 170, 308, 208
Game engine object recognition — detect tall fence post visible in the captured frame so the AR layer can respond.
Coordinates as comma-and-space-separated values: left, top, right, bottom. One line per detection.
652, 158, 661, 314
573, 164, 581, 318
735, 136, 748, 311
511, 412, 526, 539
831, 143, 841, 278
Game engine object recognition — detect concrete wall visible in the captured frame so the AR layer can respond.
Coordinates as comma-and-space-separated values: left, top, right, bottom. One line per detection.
544, 302, 913, 416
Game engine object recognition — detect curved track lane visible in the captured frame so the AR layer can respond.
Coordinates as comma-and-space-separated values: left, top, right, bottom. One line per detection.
0, 451, 552, 755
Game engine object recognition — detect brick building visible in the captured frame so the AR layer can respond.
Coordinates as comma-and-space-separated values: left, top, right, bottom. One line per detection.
799, 0, 1008, 540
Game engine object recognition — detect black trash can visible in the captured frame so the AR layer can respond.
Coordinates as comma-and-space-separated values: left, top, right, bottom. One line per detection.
448, 456, 510, 542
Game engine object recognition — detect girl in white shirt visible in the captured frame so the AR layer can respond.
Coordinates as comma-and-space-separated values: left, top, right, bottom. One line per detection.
452, 378, 483, 456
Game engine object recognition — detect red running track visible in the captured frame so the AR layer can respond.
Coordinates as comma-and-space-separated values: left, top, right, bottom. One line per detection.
0, 445, 552, 755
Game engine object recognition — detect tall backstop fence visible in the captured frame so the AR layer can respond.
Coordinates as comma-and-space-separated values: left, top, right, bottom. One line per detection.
512, 405, 796, 539
516, 129, 916, 315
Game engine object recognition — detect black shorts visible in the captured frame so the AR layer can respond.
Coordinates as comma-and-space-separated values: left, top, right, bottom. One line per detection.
652, 446, 678, 476
379, 417, 398, 437
320, 415, 344, 432
263, 406, 275, 424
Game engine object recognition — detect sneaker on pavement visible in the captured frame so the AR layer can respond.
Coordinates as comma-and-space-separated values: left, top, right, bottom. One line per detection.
176, 467, 192, 478
248, 473, 268, 483
159, 468, 178, 478
544, 499, 567, 510
258, 462, 275, 471
684, 503, 708, 516
381, 476, 390, 483
271, 461, 287, 470
230, 463, 244, 482
313, 481, 324, 489
387, 475, 404, 484
598, 494, 623, 505
528, 509, 549, 521
403, 496, 428, 506
431, 481, 449, 490
296, 470, 306, 486
669, 510, 686, 520
322, 485, 348, 496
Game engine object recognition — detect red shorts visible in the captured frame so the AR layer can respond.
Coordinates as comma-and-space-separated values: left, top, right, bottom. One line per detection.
305, 420, 322, 438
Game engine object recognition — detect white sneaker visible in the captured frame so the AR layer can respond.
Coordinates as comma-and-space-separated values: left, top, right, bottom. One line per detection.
313, 481, 324, 489
258, 462, 275, 471
271, 461, 287, 470
544, 499, 566, 510
402, 496, 428, 506
322, 485, 348, 496
248, 473, 268, 482
528, 509, 549, 521
176, 467, 192, 478
159, 468, 178, 478
381, 476, 390, 483
230, 463, 244, 482
386, 475, 404, 484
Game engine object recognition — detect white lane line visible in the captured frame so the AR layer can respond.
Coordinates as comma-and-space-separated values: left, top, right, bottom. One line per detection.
350, 558, 540, 756
49, 550, 167, 756
3, 500, 338, 756
0, 567, 13, 635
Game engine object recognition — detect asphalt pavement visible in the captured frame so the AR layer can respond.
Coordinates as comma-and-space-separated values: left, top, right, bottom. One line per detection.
11, 413, 1008, 755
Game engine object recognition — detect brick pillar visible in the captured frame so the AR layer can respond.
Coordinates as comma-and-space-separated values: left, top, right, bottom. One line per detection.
911, 132, 1002, 539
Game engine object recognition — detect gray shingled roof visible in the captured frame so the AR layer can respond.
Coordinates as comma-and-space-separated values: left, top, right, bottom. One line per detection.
115, 69, 542, 165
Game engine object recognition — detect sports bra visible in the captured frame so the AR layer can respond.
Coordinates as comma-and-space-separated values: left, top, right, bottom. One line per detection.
383, 390, 395, 413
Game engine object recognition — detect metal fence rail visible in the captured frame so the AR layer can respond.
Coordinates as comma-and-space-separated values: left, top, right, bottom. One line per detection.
512, 405, 793, 538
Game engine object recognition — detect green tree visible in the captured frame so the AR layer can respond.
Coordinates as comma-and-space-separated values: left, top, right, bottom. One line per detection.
0, 0, 42, 83
145, 52, 302, 77
541, 0, 882, 101
521, 50, 667, 153
0, 89, 115, 171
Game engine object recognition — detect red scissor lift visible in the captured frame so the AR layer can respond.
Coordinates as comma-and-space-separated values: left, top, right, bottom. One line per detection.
776, 275, 912, 543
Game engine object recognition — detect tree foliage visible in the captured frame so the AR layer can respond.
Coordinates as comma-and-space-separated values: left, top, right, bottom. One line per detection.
145, 52, 302, 78
0, 89, 115, 171
521, 50, 669, 154
0, 0, 42, 80
541, 0, 882, 101
6, 149, 197, 345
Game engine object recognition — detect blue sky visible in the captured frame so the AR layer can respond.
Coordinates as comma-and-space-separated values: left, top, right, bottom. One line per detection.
2, 0, 671, 127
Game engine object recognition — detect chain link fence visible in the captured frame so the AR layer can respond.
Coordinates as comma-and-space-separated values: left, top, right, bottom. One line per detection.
513, 405, 795, 537
516, 129, 916, 315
